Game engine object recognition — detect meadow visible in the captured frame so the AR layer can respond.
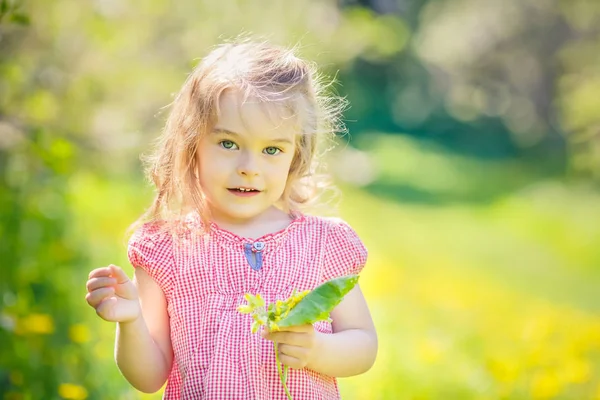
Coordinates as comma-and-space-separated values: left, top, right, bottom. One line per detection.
61, 133, 600, 400
3, 1, 600, 398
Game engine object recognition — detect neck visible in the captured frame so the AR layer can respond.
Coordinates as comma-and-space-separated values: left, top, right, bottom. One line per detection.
210, 207, 295, 239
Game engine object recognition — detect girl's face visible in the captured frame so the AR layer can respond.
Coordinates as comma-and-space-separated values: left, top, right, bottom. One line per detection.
197, 90, 298, 225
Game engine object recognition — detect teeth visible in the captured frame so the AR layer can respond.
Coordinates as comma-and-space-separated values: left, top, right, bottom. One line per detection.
237, 188, 254, 192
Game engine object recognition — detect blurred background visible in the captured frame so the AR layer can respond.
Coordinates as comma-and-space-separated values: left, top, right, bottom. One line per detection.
1, 0, 599, 399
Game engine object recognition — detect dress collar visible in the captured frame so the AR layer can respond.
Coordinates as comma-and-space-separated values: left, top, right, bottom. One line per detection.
208, 212, 306, 253
182, 211, 307, 253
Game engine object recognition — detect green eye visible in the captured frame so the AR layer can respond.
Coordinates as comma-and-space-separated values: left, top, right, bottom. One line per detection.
220, 140, 237, 150
264, 147, 281, 155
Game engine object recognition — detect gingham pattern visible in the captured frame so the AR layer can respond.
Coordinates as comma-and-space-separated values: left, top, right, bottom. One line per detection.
127, 213, 367, 400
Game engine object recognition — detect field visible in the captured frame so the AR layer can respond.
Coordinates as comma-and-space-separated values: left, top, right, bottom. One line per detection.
70, 134, 600, 400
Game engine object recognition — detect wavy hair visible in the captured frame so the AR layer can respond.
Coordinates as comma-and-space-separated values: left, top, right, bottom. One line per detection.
129, 38, 347, 236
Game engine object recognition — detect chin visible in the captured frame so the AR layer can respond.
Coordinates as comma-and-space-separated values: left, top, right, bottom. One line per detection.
218, 207, 267, 222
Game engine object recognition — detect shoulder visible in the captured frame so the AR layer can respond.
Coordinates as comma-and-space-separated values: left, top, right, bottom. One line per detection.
300, 214, 366, 256
127, 220, 179, 293
307, 215, 368, 279
129, 212, 202, 247
302, 214, 361, 239
129, 221, 172, 248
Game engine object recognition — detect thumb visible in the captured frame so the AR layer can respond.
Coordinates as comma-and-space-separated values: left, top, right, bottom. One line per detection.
109, 264, 130, 284
260, 326, 271, 337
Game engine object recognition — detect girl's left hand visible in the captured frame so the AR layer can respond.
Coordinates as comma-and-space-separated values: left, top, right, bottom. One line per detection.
261, 324, 319, 369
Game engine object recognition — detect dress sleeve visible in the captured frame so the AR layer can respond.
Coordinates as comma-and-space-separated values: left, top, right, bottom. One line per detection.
322, 218, 368, 282
127, 223, 174, 296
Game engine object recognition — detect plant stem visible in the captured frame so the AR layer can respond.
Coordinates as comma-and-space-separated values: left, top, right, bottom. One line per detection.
274, 341, 293, 400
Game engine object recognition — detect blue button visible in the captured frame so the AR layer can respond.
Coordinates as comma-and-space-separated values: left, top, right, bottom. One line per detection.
253, 241, 265, 251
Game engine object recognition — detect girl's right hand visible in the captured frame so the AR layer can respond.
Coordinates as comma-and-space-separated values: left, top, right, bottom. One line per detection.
85, 264, 141, 323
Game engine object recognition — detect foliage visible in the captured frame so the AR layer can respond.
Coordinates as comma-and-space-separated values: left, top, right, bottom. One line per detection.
2, 0, 600, 399
0, 0, 29, 25
237, 275, 359, 399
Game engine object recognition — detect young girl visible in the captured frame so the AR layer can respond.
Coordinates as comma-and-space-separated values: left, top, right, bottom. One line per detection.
85, 39, 378, 399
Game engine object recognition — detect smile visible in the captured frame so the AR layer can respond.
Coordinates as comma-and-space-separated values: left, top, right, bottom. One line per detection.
228, 188, 262, 197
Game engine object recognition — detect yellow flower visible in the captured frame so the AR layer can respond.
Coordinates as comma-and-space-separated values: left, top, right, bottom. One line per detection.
594, 382, 600, 400
274, 300, 286, 316
20, 314, 54, 335
252, 314, 267, 326
237, 304, 253, 314
285, 289, 310, 310
530, 370, 562, 399
244, 293, 264, 308
58, 383, 88, 400
69, 324, 90, 344
560, 358, 591, 384
268, 321, 280, 331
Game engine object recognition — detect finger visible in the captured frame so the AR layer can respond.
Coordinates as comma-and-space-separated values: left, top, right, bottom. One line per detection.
88, 267, 112, 279
109, 265, 130, 284
95, 296, 118, 320
86, 277, 117, 292
85, 287, 115, 308
266, 331, 311, 347
278, 353, 304, 369
278, 343, 308, 360
278, 324, 313, 333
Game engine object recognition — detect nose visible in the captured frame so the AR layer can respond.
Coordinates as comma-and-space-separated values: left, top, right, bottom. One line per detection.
237, 150, 260, 177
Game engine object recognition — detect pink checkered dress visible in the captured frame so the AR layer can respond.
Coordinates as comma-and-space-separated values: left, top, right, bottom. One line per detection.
127, 212, 367, 399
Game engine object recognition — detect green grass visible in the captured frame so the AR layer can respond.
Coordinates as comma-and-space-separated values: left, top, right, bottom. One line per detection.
334, 134, 600, 400
338, 183, 600, 399
71, 134, 600, 399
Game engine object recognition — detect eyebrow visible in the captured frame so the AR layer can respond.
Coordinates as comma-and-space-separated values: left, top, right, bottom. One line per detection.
213, 128, 294, 145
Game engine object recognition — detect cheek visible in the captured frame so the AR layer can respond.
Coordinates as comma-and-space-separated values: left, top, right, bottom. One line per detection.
198, 151, 226, 190
198, 168, 212, 191
270, 159, 294, 189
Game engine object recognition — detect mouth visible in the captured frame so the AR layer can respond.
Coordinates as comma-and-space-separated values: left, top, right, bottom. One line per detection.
228, 187, 261, 193
227, 187, 263, 197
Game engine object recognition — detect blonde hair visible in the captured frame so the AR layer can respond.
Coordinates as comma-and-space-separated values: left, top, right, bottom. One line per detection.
129, 38, 346, 236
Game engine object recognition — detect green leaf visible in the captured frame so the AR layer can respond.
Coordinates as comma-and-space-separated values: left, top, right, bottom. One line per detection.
10, 12, 30, 25
277, 275, 359, 328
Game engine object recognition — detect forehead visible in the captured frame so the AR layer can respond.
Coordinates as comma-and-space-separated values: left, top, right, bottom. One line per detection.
215, 90, 298, 140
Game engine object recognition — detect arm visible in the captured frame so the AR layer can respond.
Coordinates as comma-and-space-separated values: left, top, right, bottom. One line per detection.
86, 264, 173, 393
115, 267, 174, 393
307, 284, 378, 377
